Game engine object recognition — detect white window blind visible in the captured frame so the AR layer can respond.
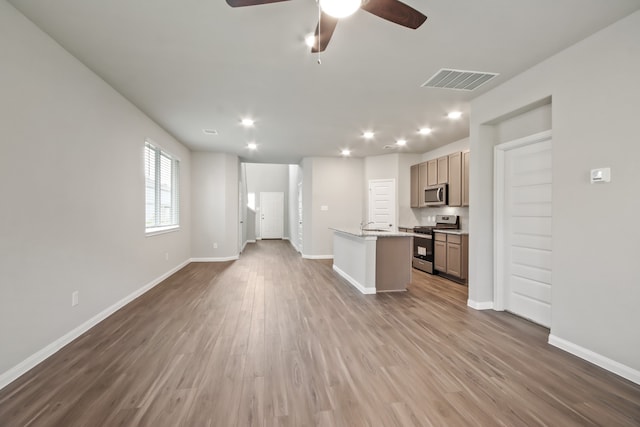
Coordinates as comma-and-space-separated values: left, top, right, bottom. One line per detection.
145, 141, 179, 233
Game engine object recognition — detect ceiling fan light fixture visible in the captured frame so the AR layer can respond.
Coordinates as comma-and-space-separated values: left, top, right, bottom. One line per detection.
304, 34, 316, 47
320, 0, 361, 18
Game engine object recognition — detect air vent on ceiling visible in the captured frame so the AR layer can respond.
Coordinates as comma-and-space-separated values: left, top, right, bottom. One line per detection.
421, 68, 499, 91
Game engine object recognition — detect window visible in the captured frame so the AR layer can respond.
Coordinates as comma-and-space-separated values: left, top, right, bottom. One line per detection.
145, 140, 179, 234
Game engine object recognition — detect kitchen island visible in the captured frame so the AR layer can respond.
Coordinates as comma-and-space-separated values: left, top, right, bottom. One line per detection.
330, 228, 413, 294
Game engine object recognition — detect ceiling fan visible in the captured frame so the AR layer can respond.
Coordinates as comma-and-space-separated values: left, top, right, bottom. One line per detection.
225, 0, 427, 52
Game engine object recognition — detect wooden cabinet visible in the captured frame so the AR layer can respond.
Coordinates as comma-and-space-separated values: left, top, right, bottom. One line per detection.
427, 159, 438, 186
433, 232, 468, 282
418, 162, 428, 207
462, 150, 470, 207
437, 156, 449, 184
434, 233, 447, 272
410, 164, 420, 208
448, 152, 462, 207
410, 149, 469, 208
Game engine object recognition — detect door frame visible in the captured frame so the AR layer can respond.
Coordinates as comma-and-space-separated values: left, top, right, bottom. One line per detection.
368, 179, 397, 231
494, 130, 552, 311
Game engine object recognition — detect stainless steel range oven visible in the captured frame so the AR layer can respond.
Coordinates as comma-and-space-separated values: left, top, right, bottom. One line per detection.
412, 228, 434, 273
411, 215, 460, 274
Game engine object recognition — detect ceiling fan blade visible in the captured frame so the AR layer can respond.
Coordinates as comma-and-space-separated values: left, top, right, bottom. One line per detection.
226, 0, 290, 7
311, 12, 339, 53
361, 0, 427, 29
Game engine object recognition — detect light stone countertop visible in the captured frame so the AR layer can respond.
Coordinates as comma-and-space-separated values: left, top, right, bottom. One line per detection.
330, 227, 414, 238
432, 229, 469, 235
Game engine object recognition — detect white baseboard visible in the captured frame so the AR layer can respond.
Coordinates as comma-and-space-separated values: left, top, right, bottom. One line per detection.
467, 299, 494, 310
548, 334, 640, 385
332, 264, 376, 295
301, 254, 334, 260
0, 259, 191, 391
190, 255, 239, 262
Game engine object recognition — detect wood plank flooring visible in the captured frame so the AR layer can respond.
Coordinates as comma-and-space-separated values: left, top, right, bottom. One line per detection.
1, 240, 639, 426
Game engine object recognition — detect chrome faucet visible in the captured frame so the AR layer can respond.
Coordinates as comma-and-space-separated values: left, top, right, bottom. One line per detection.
360, 221, 374, 231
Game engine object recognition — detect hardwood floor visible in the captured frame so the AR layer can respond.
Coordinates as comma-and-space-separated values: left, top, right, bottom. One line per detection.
1, 240, 639, 426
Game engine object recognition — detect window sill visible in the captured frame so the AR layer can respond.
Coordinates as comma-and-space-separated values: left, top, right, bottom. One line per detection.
146, 225, 180, 237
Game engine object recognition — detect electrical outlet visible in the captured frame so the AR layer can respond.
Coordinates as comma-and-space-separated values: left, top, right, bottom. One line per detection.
71, 291, 79, 307
165, 252, 169, 261
213, 242, 218, 249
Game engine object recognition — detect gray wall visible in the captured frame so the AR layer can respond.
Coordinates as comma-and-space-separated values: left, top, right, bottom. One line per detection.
0, 0, 191, 375
245, 163, 290, 239
191, 153, 239, 259
470, 11, 640, 372
301, 157, 364, 257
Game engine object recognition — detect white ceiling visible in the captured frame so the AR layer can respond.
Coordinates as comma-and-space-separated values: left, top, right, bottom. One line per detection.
9, 0, 640, 163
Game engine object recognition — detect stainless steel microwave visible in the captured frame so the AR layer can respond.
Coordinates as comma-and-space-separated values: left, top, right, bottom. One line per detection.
424, 184, 447, 206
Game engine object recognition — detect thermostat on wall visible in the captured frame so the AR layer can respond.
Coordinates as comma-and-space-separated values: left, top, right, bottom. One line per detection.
590, 167, 611, 183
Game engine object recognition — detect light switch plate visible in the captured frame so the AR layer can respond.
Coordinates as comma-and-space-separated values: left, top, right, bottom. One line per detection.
320, 205, 328, 211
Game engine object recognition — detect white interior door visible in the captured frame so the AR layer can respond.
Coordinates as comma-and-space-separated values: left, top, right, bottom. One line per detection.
497, 133, 552, 327
368, 179, 396, 231
260, 192, 284, 239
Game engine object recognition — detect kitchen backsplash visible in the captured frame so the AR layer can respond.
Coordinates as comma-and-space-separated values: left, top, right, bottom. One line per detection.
420, 207, 469, 230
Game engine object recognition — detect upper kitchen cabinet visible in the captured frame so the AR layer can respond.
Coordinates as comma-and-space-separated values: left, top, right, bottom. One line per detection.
418, 162, 428, 207
437, 156, 448, 184
462, 150, 470, 207
410, 149, 469, 208
427, 159, 438, 186
410, 164, 420, 208
448, 152, 462, 207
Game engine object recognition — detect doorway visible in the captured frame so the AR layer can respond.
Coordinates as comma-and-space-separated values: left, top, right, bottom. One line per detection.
495, 131, 552, 327
368, 179, 396, 231
260, 192, 284, 239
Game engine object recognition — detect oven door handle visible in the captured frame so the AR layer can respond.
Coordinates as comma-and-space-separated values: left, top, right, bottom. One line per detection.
414, 235, 432, 240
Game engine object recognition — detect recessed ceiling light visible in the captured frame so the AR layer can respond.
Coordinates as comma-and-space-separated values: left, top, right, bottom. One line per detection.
447, 111, 462, 119
418, 127, 432, 135
396, 139, 407, 146
241, 118, 254, 127
305, 34, 316, 48
362, 131, 375, 139
341, 149, 351, 156
203, 129, 218, 135
247, 142, 257, 150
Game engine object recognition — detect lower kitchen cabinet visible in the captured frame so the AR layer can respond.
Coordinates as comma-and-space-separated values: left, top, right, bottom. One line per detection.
434, 234, 447, 272
434, 232, 468, 282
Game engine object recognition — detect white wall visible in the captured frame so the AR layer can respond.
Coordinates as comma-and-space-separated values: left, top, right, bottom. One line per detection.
301, 157, 364, 258
245, 163, 290, 239
191, 153, 239, 260
288, 164, 302, 252
469, 11, 640, 377
0, 0, 191, 380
